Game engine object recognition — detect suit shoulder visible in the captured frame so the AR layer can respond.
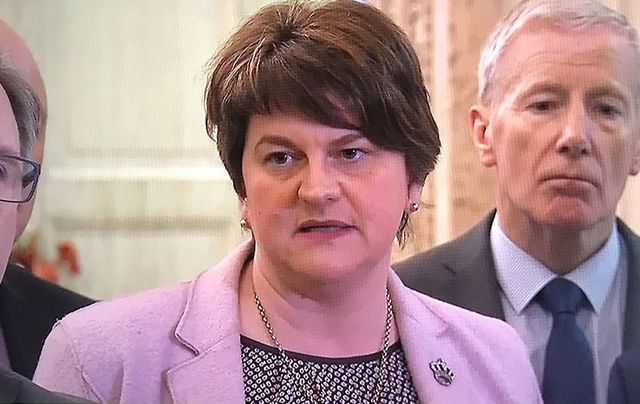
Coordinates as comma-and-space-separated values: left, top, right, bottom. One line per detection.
392, 236, 470, 293
2, 264, 95, 310
0, 367, 84, 403
395, 239, 460, 272
393, 215, 495, 297
394, 214, 493, 274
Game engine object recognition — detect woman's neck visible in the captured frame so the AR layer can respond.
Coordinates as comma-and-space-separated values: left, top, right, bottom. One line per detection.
238, 260, 397, 358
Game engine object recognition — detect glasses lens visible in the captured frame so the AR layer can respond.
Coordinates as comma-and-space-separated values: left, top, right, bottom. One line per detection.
21, 161, 38, 202
0, 156, 23, 202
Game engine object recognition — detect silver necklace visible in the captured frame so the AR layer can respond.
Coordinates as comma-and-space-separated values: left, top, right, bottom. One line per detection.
253, 289, 394, 404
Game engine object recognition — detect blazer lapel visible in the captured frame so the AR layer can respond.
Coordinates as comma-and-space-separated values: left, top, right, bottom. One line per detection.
390, 273, 445, 403
165, 241, 255, 404
390, 273, 479, 403
617, 219, 640, 351
166, 335, 245, 403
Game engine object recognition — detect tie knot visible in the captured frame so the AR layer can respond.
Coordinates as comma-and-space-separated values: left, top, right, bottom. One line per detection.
536, 278, 587, 315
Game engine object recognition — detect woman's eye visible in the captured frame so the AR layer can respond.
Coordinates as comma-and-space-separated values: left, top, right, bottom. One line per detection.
341, 149, 365, 160
268, 152, 294, 166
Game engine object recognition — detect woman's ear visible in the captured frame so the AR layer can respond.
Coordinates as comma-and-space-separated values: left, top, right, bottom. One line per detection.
469, 105, 497, 167
240, 196, 249, 221
408, 183, 423, 209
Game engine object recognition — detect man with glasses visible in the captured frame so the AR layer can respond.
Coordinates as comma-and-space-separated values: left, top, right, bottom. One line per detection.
0, 20, 94, 381
0, 58, 88, 402
0, 156, 40, 204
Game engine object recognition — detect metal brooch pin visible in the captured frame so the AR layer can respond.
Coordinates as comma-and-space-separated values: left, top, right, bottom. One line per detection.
429, 358, 455, 386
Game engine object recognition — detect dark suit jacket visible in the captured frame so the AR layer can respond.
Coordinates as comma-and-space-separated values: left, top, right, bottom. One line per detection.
394, 210, 640, 351
0, 263, 95, 379
0, 367, 91, 403
608, 347, 640, 404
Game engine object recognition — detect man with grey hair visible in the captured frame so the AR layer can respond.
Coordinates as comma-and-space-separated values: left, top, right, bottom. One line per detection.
0, 20, 95, 380
0, 62, 87, 403
396, 1, 640, 403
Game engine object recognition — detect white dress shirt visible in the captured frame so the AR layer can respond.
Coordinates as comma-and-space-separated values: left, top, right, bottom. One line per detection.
490, 215, 627, 404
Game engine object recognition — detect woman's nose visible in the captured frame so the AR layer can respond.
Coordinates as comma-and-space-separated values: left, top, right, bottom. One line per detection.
297, 160, 341, 203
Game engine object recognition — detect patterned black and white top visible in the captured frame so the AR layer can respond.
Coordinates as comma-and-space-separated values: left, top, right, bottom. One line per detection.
241, 335, 420, 403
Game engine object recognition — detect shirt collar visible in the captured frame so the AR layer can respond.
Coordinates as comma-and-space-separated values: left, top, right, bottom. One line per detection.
490, 215, 620, 314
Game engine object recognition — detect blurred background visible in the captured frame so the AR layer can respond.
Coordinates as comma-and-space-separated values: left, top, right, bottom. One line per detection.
2, 0, 639, 299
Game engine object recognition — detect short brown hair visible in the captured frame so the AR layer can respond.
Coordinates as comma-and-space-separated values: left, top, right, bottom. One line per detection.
206, 0, 440, 200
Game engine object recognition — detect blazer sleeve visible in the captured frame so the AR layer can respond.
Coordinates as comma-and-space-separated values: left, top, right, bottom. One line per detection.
33, 321, 103, 403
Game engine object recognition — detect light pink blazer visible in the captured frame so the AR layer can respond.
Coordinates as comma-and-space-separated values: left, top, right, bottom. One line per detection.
34, 241, 542, 403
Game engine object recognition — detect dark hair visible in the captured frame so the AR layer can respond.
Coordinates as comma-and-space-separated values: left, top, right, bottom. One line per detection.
205, 0, 440, 243
0, 62, 39, 157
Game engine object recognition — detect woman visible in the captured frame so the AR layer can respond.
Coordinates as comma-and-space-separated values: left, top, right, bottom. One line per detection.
34, 1, 542, 402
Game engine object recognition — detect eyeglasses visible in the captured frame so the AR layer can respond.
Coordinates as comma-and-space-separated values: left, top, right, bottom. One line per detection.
0, 155, 41, 203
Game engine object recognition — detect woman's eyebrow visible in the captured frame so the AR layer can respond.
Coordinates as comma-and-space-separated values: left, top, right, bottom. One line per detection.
329, 133, 365, 148
254, 135, 298, 150
254, 132, 364, 150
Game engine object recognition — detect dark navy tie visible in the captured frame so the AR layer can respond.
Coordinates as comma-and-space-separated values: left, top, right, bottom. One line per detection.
536, 278, 595, 404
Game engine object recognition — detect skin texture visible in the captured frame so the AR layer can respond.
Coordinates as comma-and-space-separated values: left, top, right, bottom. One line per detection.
238, 112, 421, 356
470, 22, 640, 274
0, 20, 47, 241
0, 86, 21, 277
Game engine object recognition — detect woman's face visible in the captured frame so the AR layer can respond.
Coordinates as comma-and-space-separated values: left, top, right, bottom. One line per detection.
241, 112, 422, 283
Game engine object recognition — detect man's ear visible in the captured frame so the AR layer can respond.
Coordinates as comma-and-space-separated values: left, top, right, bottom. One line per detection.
469, 105, 496, 167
